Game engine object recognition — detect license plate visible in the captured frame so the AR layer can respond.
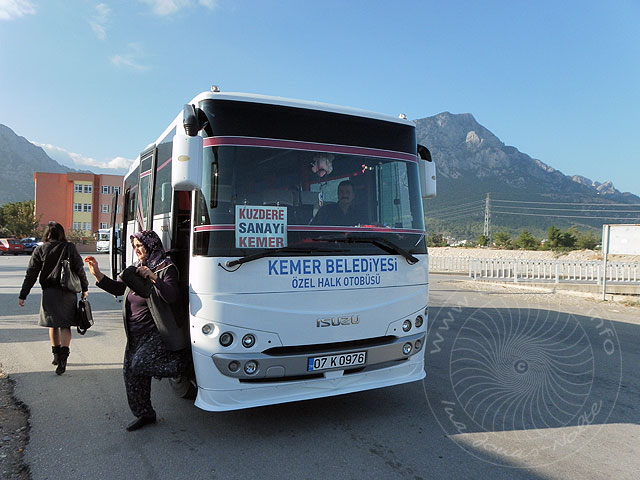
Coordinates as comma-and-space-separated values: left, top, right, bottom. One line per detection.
307, 351, 366, 372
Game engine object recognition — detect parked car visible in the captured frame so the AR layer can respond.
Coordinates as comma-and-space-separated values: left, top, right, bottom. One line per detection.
0, 238, 25, 255
20, 237, 41, 254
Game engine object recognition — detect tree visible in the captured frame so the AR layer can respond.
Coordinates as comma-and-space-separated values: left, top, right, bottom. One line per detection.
0, 201, 40, 237
477, 234, 489, 247
547, 226, 562, 249
427, 233, 448, 247
67, 229, 95, 245
547, 225, 577, 250
493, 231, 511, 248
576, 229, 599, 250
514, 230, 539, 250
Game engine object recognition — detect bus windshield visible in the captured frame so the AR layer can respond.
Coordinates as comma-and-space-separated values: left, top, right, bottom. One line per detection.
194, 144, 426, 257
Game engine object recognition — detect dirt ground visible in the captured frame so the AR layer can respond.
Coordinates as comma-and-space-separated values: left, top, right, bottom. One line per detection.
429, 246, 640, 263
0, 369, 30, 480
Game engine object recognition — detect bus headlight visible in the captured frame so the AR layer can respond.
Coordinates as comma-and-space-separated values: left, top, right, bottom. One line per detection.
201, 323, 214, 335
402, 343, 412, 355
402, 320, 412, 332
219, 332, 233, 347
242, 334, 256, 348
414, 339, 422, 351
228, 361, 240, 372
244, 360, 258, 375
415, 315, 424, 328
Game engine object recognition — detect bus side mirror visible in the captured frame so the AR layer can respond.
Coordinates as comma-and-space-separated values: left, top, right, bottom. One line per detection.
418, 144, 436, 199
172, 134, 203, 191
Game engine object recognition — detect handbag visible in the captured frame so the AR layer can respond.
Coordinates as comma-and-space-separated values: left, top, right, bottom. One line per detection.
60, 243, 82, 293
76, 299, 94, 335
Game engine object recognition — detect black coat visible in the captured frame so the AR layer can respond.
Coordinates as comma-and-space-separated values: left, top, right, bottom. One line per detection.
19, 240, 89, 299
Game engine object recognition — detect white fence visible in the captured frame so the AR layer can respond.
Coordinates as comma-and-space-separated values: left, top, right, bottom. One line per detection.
429, 256, 640, 284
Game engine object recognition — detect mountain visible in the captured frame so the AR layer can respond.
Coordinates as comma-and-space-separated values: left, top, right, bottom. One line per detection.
416, 112, 640, 238
0, 124, 74, 204
2, 117, 638, 238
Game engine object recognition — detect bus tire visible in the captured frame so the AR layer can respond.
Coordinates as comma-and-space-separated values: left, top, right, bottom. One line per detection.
169, 375, 197, 399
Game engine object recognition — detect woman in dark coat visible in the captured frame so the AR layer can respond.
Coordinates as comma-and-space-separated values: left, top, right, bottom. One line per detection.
84, 230, 190, 431
18, 222, 89, 375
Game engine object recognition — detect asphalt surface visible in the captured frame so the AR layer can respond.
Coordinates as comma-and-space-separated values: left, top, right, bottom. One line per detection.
1, 254, 639, 480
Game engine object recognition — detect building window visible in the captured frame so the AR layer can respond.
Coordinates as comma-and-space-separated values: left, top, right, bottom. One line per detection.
83, 204, 92, 212
113, 186, 121, 194
83, 222, 92, 231
74, 184, 83, 193
72, 222, 82, 230
100, 222, 109, 229
73, 203, 82, 212
116, 205, 122, 214
101, 204, 110, 213
101, 185, 111, 194
84, 184, 93, 194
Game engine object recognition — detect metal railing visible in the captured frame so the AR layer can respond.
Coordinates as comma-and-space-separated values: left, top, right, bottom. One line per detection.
429, 256, 640, 284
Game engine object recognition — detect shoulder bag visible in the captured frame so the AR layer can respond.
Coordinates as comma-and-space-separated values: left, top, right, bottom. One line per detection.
60, 243, 82, 293
76, 299, 94, 335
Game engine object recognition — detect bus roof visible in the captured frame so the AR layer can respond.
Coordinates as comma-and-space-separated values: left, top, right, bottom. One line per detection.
130, 90, 415, 176
189, 91, 414, 126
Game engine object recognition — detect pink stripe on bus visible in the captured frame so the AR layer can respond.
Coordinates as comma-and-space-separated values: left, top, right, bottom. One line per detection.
193, 224, 423, 235
203, 136, 417, 162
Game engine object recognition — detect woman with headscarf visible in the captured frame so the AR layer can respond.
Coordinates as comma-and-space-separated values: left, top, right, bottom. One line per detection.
18, 222, 89, 375
84, 230, 190, 431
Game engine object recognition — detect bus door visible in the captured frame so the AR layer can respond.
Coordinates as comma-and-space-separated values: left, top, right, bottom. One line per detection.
109, 192, 121, 279
137, 146, 157, 232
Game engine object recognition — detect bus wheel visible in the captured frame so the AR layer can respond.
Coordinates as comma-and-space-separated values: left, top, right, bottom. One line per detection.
169, 375, 197, 399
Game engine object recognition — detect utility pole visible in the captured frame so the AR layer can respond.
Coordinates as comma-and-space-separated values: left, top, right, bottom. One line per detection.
483, 193, 491, 240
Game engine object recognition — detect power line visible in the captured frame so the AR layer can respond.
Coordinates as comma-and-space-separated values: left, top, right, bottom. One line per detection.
427, 209, 484, 220
427, 206, 484, 218
492, 199, 640, 206
493, 205, 640, 213
493, 210, 640, 220
426, 200, 484, 214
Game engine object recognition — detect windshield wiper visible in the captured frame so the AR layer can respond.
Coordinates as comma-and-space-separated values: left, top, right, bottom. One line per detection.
313, 236, 420, 265
224, 244, 347, 268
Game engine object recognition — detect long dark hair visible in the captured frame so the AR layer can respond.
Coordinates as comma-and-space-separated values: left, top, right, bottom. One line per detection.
42, 222, 67, 242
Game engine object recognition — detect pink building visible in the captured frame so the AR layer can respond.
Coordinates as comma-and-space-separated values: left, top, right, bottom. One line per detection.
34, 172, 124, 235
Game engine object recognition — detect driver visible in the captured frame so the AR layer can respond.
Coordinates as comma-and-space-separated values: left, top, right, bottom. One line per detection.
311, 180, 364, 226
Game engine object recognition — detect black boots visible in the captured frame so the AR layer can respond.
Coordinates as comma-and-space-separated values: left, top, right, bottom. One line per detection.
126, 414, 157, 431
56, 347, 69, 375
51, 345, 61, 365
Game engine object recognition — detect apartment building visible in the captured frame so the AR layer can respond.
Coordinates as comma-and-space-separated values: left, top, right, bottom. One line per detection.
33, 172, 124, 234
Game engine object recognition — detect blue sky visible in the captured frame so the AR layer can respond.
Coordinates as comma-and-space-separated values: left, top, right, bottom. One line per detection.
1, 0, 638, 195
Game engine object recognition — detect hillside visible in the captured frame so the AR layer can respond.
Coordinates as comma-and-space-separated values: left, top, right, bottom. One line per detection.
0, 124, 73, 204
416, 113, 640, 239
1, 116, 639, 240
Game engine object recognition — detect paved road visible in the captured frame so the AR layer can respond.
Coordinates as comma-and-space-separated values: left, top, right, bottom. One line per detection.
1, 255, 638, 479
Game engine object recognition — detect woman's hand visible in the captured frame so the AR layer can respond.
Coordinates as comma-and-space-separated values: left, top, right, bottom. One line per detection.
84, 256, 104, 282
18, 299, 25, 307
82, 291, 88, 300
136, 266, 158, 283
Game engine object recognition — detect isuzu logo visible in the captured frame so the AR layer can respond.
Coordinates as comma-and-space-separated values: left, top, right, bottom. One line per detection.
316, 316, 360, 327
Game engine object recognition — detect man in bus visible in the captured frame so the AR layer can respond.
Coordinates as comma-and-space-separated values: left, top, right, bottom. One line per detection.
311, 180, 364, 226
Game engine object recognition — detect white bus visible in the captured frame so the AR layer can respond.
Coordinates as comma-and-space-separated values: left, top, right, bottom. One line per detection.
97, 228, 120, 253
108, 88, 436, 411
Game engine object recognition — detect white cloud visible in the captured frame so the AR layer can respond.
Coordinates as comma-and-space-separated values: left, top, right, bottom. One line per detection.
140, 0, 188, 16
35, 142, 134, 173
199, 0, 217, 9
89, 3, 111, 40
139, 0, 217, 16
111, 43, 149, 71
0, 0, 36, 21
